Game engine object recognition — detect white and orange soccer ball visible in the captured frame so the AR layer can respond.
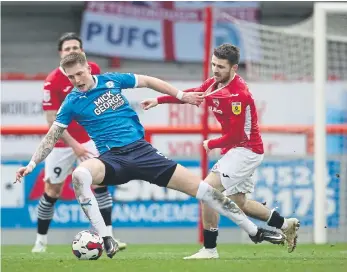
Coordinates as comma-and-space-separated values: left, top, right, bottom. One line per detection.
72, 230, 103, 260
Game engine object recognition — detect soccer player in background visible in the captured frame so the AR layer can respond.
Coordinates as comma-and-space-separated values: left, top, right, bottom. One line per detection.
32, 33, 126, 253
16, 52, 286, 259
141, 44, 300, 259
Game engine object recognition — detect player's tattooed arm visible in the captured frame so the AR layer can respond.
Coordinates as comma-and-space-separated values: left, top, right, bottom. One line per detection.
45, 110, 81, 148
31, 124, 65, 164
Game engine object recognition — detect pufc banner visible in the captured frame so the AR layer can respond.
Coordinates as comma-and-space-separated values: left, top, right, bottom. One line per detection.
80, 1, 260, 62
1, 159, 340, 228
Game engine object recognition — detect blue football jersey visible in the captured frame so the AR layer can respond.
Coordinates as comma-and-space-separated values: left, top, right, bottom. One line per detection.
54, 72, 145, 154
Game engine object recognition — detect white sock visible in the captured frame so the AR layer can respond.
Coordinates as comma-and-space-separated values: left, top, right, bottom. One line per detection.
36, 233, 47, 244
196, 182, 258, 236
72, 167, 108, 238
281, 219, 288, 230
106, 225, 113, 237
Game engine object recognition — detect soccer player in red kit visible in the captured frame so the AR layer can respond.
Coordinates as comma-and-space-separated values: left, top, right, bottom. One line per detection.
141, 44, 300, 258
32, 33, 126, 252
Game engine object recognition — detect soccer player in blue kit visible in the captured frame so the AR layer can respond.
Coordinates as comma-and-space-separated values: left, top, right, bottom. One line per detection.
16, 52, 285, 258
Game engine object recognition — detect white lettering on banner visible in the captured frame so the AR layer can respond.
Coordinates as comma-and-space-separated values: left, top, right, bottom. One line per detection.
293, 189, 312, 216
253, 187, 336, 218
28, 203, 199, 224
294, 166, 311, 186
81, 13, 163, 60
251, 165, 337, 218
28, 204, 89, 224
113, 181, 190, 201
255, 166, 276, 186
53, 204, 90, 224
83, 2, 260, 62
1, 81, 48, 126
7, 162, 337, 227
277, 167, 292, 187
276, 189, 292, 216
253, 166, 315, 187
112, 203, 199, 223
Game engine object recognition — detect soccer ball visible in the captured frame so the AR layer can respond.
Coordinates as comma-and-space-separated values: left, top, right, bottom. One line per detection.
72, 230, 104, 260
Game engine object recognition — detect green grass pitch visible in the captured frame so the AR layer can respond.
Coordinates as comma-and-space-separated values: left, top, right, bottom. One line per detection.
2, 244, 347, 272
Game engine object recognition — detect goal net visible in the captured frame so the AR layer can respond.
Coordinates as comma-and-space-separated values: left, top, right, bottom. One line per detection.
211, 4, 347, 244
218, 9, 347, 82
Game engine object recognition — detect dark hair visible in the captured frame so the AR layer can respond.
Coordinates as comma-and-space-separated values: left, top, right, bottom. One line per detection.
58, 32, 83, 51
213, 43, 240, 66
60, 52, 87, 70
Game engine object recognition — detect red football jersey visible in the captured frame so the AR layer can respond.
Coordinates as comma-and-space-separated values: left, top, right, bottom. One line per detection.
42, 62, 101, 147
157, 74, 264, 155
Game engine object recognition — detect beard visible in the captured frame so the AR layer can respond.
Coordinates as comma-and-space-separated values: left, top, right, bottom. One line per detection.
214, 67, 234, 84
215, 74, 231, 84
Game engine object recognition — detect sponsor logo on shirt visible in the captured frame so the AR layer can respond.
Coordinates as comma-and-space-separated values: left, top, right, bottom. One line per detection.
93, 91, 125, 115
63, 86, 72, 93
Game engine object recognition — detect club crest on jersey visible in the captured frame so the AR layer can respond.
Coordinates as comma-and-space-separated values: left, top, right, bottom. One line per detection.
231, 102, 241, 115
106, 81, 115, 88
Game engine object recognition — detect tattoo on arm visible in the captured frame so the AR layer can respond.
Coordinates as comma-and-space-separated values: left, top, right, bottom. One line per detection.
31, 124, 65, 164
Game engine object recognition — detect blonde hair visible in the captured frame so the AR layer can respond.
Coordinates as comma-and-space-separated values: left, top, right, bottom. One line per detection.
60, 52, 87, 70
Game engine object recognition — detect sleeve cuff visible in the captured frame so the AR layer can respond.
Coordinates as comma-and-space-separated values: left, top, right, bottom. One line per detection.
133, 74, 138, 88
207, 139, 219, 150
53, 121, 68, 128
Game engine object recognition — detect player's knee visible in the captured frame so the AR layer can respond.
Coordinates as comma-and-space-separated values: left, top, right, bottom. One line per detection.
204, 172, 225, 192
72, 167, 93, 191
72, 167, 90, 182
45, 181, 63, 199
78, 158, 106, 185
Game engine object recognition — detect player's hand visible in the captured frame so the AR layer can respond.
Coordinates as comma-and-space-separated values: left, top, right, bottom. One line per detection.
181, 92, 204, 106
15, 165, 34, 183
140, 98, 158, 110
203, 140, 210, 153
72, 143, 96, 161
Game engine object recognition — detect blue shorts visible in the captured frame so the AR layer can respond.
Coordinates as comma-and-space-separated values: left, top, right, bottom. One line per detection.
98, 139, 177, 187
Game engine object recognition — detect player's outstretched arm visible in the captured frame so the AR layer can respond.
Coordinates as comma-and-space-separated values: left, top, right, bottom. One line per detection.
31, 124, 65, 164
45, 110, 95, 160
137, 75, 204, 106
15, 124, 65, 183
45, 110, 80, 146
140, 87, 200, 110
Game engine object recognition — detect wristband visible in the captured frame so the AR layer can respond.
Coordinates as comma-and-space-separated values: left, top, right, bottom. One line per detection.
175, 90, 184, 100
28, 160, 36, 169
